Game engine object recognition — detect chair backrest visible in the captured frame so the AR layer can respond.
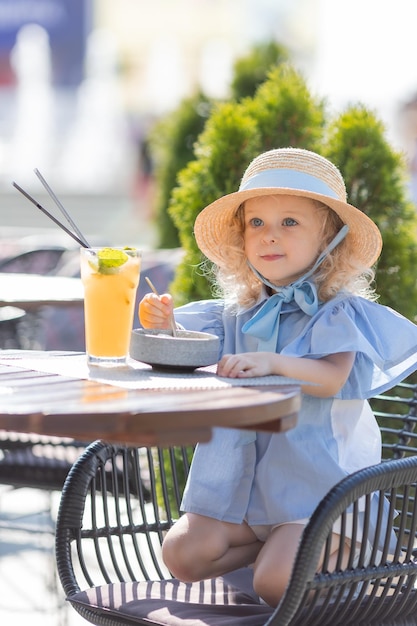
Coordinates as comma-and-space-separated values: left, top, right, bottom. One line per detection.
371, 381, 417, 460
371, 380, 417, 564
56, 442, 191, 595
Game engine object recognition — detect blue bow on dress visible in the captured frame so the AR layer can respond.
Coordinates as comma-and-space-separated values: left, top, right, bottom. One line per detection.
242, 225, 349, 352
242, 279, 319, 351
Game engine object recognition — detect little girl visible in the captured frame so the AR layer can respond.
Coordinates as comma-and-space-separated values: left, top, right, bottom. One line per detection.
139, 147, 417, 606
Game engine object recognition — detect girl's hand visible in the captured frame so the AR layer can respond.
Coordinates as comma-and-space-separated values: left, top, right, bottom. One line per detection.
139, 293, 174, 329
217, 350, 355, 397
217, 352, 273, 378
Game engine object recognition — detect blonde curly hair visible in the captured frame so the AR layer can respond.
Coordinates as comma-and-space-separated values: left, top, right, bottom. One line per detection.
204, 198, 377, 309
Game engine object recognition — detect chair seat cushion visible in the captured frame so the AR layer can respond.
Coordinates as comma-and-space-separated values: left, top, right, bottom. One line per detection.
69, 568, 274, 626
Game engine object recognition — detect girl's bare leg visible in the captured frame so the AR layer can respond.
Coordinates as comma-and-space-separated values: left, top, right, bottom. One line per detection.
252, 523, 351, 607
252, 523, 304, 606
162, 512, 263, 582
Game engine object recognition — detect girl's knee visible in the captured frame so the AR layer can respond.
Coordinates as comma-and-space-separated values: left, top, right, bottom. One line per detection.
162, 528, 197, 581
162, 514, 257, 582
161, 515, 220, 581
252, 562, 287, 607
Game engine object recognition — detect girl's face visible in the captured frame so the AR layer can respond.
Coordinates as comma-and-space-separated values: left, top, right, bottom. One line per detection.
243, 194, 324, 287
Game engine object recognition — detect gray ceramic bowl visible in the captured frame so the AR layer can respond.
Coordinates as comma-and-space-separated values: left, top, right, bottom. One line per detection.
130, 328, 220, 371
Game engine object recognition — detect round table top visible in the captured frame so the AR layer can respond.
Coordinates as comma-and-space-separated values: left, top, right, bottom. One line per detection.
0, 350, 301, 446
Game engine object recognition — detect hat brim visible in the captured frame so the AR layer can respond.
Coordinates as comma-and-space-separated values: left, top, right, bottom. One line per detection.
194, 187, 382, 268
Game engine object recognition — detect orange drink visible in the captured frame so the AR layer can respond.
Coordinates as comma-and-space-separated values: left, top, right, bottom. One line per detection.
80, 247, 141, 366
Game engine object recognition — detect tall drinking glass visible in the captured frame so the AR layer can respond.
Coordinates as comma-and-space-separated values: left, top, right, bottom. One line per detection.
80, 247, 141, 366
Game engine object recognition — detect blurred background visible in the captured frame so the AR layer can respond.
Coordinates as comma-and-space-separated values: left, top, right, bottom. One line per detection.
2, 4, 417, 624
0, 0, 417, 350
0, 0, 417, 249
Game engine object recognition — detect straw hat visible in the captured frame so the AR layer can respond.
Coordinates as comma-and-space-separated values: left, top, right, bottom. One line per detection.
194, 147, 382, 267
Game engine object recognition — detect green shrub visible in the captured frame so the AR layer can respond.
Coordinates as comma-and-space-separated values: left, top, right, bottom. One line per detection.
155, 446, 194, 518
150, 92, 214, 248
166, 65, 417, 319
324, 105, 417, 320
230, 40, 289, 100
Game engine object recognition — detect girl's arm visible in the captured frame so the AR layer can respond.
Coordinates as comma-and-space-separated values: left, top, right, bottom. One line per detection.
140, 293, 355, 397
217, 351, 355, 398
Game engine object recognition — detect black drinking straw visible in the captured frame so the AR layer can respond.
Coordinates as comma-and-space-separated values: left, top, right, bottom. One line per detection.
12, 181, 89, 248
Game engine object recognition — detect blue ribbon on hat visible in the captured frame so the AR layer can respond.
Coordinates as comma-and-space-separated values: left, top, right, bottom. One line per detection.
242, 225, 349, 351
239, 168, 340, 199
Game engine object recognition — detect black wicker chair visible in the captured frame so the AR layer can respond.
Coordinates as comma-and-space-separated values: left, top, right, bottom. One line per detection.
0, 432, 88, 491
55, 381, 417, 626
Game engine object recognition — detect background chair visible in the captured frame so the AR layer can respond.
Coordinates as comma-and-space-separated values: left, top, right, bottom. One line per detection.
0, 433, 89, 531
0, 245, 73, 350
55, 379, 417, 626
0, 305, 26, 349
0, 246, 68, 275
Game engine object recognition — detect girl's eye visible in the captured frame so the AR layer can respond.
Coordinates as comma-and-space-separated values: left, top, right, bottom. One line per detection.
249, 217, 263, 227
283, 217, 298, 226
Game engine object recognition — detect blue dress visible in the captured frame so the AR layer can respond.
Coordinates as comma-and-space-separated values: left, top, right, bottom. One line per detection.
173, 290, 417, 537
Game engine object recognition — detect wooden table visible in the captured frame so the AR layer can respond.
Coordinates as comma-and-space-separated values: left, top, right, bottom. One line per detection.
0, 273, 84, 311
0, 350, 300, 446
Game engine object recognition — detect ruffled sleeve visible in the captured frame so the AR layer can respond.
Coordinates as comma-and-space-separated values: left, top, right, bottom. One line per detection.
174, 299, 225, 354
281, 295, 417, 398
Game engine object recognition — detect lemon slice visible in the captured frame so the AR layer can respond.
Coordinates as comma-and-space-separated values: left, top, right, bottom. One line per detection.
96, 248, 129, 274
